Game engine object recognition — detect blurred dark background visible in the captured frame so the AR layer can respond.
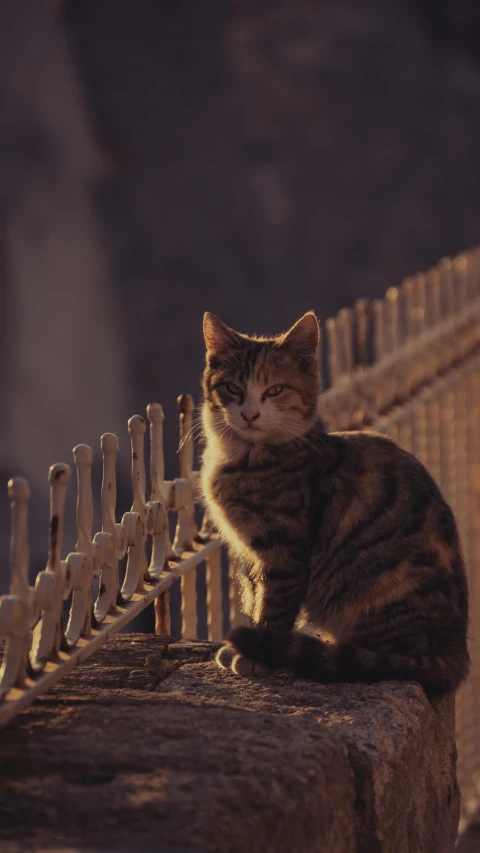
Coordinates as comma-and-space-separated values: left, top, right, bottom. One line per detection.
1, 0, 480, 593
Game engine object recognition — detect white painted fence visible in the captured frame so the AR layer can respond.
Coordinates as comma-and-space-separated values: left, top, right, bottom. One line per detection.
0, 396, 241, 728
319, 250, 480, 832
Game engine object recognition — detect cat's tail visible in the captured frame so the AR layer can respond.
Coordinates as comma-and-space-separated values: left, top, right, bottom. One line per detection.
227, 625, 470, 698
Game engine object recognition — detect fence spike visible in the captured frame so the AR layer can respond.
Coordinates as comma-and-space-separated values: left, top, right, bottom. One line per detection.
146, 403, 165, 502
414, 274, 426, 336
30, 464, 71, 670
173, 394, 197, 557
0, 479, 32, 695
401, 277, 415, 342
64, 445, 95, 644
73, 445, 94, 562
100, 433, 119, 539
317, 324, 323, 387
174, 394, 199, 636
354, 299, 370, 369
384, 287, 399, 354
129, 415, 147, 517
426, 267, 441, 328
466, 250, 480, 301
47, 464, 71, 574
95, 432, 125, 618
8, 478, 31, 600
121, 416, 148, 599
453, 255, 468, 312
325, 317, 339, 386
146, 402, 172, 579
337, 307, 353, 376
372, 299, 384, 362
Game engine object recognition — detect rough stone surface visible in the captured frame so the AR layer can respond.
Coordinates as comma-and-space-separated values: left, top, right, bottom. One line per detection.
0, 635, 459, 853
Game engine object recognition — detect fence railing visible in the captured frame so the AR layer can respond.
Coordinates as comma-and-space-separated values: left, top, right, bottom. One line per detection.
1, 248, 480, 828
0, 397, 242, 728
320, 250, 480, 832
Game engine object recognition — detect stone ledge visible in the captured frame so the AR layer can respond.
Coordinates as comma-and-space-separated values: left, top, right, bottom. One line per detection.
0, 635, 459, 853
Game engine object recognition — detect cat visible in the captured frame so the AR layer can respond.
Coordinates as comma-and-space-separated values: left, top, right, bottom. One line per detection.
200, 310, 470, 698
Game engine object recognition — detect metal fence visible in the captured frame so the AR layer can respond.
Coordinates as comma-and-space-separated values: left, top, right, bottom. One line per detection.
0, 398, 240, 728
1, 249, 479, 827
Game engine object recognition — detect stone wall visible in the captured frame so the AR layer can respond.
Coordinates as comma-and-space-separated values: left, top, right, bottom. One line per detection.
0, 634, 460, 853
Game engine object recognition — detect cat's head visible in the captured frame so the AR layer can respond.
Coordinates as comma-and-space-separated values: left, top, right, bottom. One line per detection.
202, 311, 320, 446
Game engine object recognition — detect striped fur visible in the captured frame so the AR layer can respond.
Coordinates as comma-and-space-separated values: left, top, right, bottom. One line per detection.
201, 312, 469, 698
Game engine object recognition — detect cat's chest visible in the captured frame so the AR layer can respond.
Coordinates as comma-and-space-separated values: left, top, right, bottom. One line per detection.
205, 462, 267, 518
202, 460, 276, 549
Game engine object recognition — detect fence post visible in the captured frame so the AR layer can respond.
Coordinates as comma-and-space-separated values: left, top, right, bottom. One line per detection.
147, 403, 171, 579
120, 416, 148, 601
146, 403, 173, 634
93, 433, 123, 621
30, 464, 71, 671
354, 298, 370, 369
64, 445, 95, 645
173, 395, 198, 639
0, 479, 32, 694
325, 317, 339, 387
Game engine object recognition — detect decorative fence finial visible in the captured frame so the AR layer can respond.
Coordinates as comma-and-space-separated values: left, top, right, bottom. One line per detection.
8, 478, 31, 601
100, 432, 119, 538
384, 287, 399, 354
146, 403, 165, 501
0, 394, 223, 725
63, 445, 95, 644
146, 403, 172, 579
372, 299, 384, 362
354, 299, 370, 369
173, 394, 197, 557
0, 479, 33, 696
30, 464, 71, 671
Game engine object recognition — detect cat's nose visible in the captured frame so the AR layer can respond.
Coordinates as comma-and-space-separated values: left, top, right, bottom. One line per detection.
241, 409, 260, 424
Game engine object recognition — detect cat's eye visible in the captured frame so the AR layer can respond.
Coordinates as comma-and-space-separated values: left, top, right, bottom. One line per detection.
226, 382, 243, 396
264, 384, 284, 397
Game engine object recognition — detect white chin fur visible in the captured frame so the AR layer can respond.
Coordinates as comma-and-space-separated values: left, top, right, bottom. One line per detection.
202, 400, 315, 448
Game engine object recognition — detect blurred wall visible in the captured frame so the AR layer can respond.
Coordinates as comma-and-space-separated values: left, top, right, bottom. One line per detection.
1, 0, 480, 588
64, 0, 480, 464
0, 0, 128, 583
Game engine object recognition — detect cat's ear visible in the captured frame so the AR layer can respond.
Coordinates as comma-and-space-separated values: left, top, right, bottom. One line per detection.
203, 312, 241, 355
279, 311, 319, 361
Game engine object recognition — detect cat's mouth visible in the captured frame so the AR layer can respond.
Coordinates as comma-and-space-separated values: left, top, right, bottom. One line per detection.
222, 419, 265, 441
239, 424, 265, 441
226, 421, 264, 439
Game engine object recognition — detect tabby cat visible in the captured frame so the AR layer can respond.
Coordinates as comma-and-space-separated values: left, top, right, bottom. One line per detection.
200, 310, 469, 698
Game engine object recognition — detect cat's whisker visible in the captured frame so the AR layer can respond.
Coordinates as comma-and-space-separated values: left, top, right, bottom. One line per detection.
178, 429, 205, 452
178, 421, 205, 442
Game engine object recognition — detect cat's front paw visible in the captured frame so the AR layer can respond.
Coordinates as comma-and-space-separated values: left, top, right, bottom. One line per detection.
216, 643, 235, 670
215, 643, 273, 678
232, 655, 273, 678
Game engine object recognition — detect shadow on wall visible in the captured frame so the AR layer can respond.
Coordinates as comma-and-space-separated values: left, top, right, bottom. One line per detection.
2, 0, 480, 598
